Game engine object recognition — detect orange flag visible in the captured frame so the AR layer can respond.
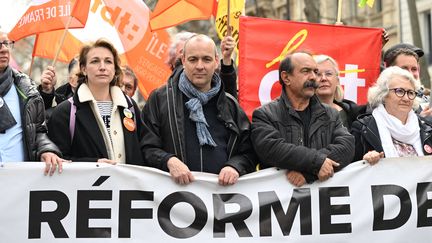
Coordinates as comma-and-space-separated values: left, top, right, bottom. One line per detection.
8, 0, 91, 41
150, 0, 215, 31
33, 0, 172, 99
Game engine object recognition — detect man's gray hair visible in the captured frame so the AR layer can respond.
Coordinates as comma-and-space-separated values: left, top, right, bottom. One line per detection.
167, 31, 195, 66
368, 66, 421, 109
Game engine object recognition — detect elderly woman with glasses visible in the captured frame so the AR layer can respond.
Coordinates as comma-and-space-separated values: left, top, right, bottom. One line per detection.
351, 66, 432, 164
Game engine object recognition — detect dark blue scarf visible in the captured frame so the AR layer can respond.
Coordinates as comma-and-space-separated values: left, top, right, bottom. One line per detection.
178, 71, 221, 147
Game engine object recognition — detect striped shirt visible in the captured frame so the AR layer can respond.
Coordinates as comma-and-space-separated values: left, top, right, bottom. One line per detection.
96, 101, 113, 145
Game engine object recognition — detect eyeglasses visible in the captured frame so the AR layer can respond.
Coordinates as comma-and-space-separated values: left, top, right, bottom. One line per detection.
389, 88, 418, 100
0, 41, 14, 49
317, 71, 336, 78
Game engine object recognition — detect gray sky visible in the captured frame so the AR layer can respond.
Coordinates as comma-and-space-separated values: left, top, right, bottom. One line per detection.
0, 0, 33, 32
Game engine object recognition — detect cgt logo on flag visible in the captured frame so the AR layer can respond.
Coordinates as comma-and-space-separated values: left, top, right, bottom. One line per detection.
238, 16, 382, 118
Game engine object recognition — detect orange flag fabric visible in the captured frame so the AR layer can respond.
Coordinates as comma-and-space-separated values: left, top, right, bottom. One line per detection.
33, 0, 172, 99
150, 0, 215, 31
238, 16, 382, 118
8, 0, 91, 41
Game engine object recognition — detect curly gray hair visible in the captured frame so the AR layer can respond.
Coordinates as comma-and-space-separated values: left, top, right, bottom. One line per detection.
368, 66, 421, 109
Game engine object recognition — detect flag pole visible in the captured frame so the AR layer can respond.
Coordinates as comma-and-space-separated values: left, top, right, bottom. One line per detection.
28, 55, 35, 77
51, 15, 73, 66
226, 0, 231, 36
335, 0, 343, 25
28, 35, 38, 77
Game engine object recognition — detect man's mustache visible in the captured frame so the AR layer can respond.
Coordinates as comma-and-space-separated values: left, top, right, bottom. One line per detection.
303, 80, 318, 89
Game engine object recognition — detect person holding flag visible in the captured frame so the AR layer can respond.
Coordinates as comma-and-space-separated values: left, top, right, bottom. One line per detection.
37, 57, 80, 119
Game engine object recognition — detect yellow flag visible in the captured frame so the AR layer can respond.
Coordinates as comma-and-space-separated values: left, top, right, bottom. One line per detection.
358, 0, 375, 8
215, 0, 245, 53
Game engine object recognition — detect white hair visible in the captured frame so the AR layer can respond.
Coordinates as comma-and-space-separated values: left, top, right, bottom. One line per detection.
368, 66, 421, 109
313, 54, 344, 101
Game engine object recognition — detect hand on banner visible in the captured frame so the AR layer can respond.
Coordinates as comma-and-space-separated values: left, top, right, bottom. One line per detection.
318, 158, 340, 181
40, 65, 57, 94
218, 166, 239, 186
41, 152, 63, 176
286, 170, 306, 187
221, 35, 235, 65
97, 158, 117, 165
382, 29, 389, 46
167, 157, 195, 185
363, 151, 384, 165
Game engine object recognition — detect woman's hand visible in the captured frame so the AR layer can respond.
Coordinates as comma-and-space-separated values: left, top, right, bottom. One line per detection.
97, 158, 117, 165
363, 151, 384, 165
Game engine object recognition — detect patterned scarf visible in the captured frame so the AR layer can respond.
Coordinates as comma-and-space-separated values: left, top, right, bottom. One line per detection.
178, 71, 221, 147
0, 66, 17, 133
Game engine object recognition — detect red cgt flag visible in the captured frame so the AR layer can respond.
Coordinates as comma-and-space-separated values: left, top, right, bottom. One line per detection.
150, 0, 215, 31
32, 0, 172, 99
8, 0, 91, 41
238, 16, 382, 118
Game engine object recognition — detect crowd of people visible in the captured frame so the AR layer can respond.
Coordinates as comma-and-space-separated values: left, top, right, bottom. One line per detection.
0, 27, 431, 187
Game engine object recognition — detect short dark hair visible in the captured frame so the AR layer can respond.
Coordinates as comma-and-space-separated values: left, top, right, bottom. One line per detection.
384, 48, 419, 67
67, 57, 78, 74
384, 43, 424, 63
278, 51, 313, 86
278, 55, 294, 86
122, 65, 138, 90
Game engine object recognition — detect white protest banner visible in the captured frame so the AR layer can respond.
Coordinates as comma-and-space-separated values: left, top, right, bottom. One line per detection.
0, 157, 431, 242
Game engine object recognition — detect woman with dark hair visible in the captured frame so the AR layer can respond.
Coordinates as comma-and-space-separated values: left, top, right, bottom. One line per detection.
48, 39, 144, 165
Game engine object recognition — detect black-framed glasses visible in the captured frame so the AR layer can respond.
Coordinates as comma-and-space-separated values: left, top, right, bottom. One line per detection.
0, 41, 14, 49
389, 88, 418, 100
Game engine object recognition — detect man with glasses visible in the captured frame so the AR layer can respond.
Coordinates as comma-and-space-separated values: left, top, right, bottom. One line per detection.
251, 52, 354, 187
120, 65, 138, 98
0, 31, 63, 175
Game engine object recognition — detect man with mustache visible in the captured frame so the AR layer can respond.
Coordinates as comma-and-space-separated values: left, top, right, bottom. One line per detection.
251, 52, 354, 186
